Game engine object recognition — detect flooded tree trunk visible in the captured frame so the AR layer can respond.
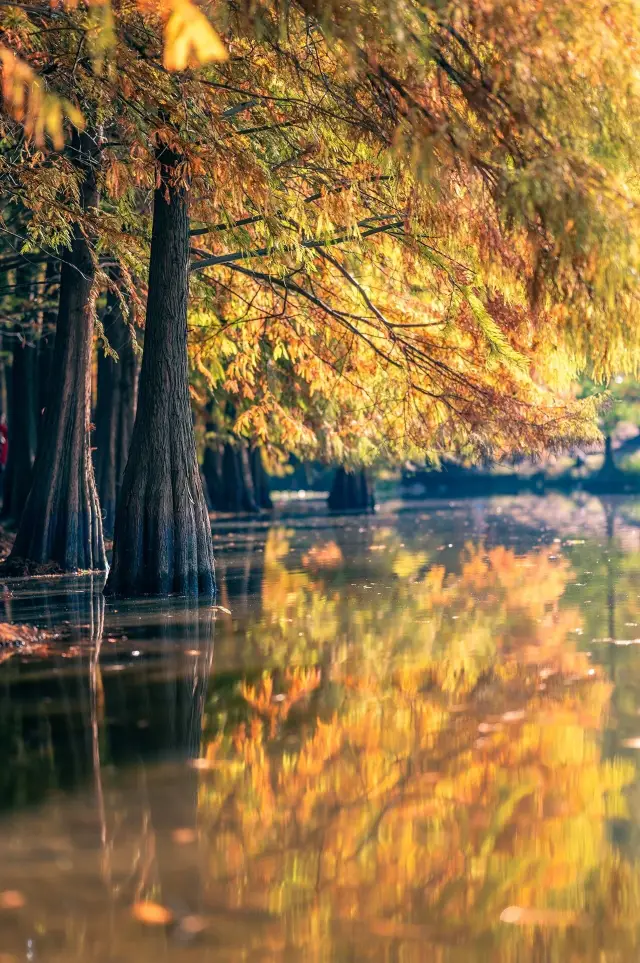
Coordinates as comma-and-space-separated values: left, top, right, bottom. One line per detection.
3, 265, 37, 523
8, 132, 106, 573
327, 467, 375, 512
94, 287, 139, 537
105, 145, 215, 596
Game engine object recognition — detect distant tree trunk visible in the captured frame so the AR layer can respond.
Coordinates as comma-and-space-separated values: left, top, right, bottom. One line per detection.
3, 264, 37, 523
202, 427, 223, 510
327, 467, 375, 512
600, 434, 618, 476
250, 446, 273, 510
105, 144, 214, 596
203, 434, 259, 513
94, 286, 139, 537
7, 129, 106, 573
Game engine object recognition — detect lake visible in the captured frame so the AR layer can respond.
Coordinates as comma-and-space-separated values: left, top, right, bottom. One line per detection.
1, 494, 640, 963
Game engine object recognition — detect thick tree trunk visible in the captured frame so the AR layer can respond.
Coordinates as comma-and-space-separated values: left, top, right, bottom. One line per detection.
94, 287, 139, 537
250, 446, 273, 510
8, 132, 106, 572
327, 467, 375, 512
105, 145, 215, 596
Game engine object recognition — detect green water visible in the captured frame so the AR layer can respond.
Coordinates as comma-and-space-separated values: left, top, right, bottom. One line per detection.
1, 494, 640, 963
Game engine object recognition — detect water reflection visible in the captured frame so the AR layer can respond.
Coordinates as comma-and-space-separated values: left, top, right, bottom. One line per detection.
0, 498, 640, 961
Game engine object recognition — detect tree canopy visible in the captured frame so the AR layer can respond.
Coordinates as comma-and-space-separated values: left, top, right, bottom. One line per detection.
3, 0, 640, 467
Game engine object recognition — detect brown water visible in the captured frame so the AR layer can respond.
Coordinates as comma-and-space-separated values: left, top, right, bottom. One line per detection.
1, 494, 640, 963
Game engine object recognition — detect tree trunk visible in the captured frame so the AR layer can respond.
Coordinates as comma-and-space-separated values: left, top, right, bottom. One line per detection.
327, 467, 375, 512
250, 446, 273, 510
220, 440, 258, 512
94, 286, 139, 537
2, 334, 37, 523
600, 434, 618, 476
105, 145, 215, 596
8, 132, 106, 572
203, 434, 260, 513
36, 258, 58, 437
3, 263, 38, 523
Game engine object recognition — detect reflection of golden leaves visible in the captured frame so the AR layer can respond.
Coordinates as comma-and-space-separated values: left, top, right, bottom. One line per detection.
302, 541, 343, 571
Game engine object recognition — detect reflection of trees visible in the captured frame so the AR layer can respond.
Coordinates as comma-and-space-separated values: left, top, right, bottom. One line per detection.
199, 534, 634, 961
0, 592, 216, 962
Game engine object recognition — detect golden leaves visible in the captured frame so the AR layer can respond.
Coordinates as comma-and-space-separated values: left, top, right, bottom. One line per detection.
0, 46, 84, 148
162, 0, 228, 71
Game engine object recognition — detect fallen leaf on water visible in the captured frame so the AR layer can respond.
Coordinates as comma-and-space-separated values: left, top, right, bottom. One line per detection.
172, 828, 197, 844
500, 906, 588, 927
132, 901, 174, 926
215, 606, 232, 615
0, 891, 25, 910
622, 738, 640, 749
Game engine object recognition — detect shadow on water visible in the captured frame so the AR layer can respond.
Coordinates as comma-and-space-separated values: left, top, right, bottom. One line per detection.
2, 496, 640, 960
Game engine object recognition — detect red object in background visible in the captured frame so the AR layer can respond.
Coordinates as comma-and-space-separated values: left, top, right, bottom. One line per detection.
0, 421, 8, 468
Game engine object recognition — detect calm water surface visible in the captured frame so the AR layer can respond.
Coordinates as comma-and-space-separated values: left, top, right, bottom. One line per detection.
1, 495, 640, 962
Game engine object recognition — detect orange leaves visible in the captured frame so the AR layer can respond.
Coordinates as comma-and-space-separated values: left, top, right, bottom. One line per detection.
0, 46, 84, 148
240, 668, 321, 735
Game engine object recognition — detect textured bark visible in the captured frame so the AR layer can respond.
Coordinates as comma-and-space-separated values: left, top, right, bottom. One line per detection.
105, 145, 215, 596
250, 446, 273, 510
327, 467, 375, 512
94, 287, 139, 536
8, 133, 106, 572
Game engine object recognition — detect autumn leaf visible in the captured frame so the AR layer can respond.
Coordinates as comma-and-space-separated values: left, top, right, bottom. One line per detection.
163, 0, 228, 71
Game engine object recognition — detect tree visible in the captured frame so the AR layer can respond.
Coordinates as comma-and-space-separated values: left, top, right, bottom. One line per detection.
104, 143, 215, 596
94, 284, 139, 537
7, 129, 106, 573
